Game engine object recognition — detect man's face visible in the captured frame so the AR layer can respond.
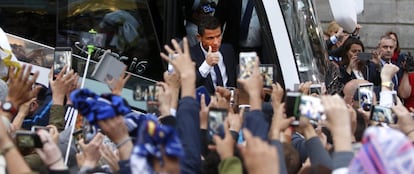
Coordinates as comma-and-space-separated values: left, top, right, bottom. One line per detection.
379, 38, 396, 60
198, 27, 222, 52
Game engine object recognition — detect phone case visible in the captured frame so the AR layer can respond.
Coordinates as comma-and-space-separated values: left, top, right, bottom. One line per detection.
196, 86, 211, 106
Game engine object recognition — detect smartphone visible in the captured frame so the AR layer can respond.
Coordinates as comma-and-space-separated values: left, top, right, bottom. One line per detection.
284, 92, 301, 126
146, 85, 161, 115
309, 84, 322, 95
133, 84, 157, 101
239, 52, 257, 79
358, 83, 374, 112
293, 83, 300, 91
31, 126, 50, 132
370, 105, 395, 124
208, 108, 228, 136
53, 47, 72, 76
168, 54, 178, 74
15, 130, 43, 148
357, 52, 372, 61
196, 86, 211, 106
299, 95, 326, 123
72, 129, 83, 152
80, 31, 106, 47
259, 64, 275, 88
82, 120, 98, 144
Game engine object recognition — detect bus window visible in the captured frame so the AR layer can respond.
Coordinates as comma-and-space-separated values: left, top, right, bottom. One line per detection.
58, 0, 164, 81
279, 0, 328, 83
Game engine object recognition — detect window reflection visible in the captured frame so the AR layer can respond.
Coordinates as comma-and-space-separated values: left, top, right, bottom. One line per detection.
279, 0, 328, 82
59, 0, 162, 80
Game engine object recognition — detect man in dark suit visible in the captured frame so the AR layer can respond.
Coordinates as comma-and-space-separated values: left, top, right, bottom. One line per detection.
190, 16, 237, 94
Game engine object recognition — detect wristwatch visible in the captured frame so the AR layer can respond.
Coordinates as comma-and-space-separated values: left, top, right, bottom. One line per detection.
381, 81, 394, 90
2, 102, 17, 116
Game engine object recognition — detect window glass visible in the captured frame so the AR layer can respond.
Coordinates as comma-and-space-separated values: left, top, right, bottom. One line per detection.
279, 0, 328, 82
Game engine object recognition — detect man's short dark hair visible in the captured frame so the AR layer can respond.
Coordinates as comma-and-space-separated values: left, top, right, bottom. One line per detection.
197, 15, 221, 36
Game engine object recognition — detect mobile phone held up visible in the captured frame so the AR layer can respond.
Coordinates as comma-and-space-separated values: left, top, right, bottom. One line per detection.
196, 86, 211, 106
239, 52, 257, 79
358, 83, 374, 112
309, 84, 322, 95
208, 108, 228, 137
15, 130, 43, 148
370, 105, 396, 124
53, 47, 72, 76
259, 64, 276, 88
284, 92, 301, 126
357, 52, 372, 62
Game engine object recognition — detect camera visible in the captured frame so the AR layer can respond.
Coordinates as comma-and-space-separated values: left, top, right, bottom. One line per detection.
404, 52, 414, 72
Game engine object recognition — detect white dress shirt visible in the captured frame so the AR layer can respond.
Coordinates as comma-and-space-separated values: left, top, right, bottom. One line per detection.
198, 43, 228, 87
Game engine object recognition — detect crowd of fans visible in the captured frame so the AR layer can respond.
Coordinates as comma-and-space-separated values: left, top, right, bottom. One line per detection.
0, 32, 412, 174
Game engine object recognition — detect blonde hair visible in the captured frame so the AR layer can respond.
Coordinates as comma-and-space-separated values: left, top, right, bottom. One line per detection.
326, 21, 341, 36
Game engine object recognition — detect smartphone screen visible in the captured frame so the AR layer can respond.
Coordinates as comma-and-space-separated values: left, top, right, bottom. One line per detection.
309, 84, 322, 95
133, 84, 157, 101
284, 92, 301, 125
357, 52, 372, 61
208, 108, 228, 136
358, 83, 374, 111
239, 52, 257, 79
371, 105, 395, 124
299, 95, 325, 123
53, 47, 72, 76
259, 64, 275, 88
146, 85, 161, 115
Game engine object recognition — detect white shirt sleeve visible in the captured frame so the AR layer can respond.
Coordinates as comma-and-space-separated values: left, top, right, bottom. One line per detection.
198, 60, 212, 78
379, 90, 396, 108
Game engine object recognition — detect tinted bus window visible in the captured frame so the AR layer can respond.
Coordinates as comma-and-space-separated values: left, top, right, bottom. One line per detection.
58, 0, 164, 81
0, 0, 166, 81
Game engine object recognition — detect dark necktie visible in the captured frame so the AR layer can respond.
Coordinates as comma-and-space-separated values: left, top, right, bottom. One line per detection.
214, 65, 224, 86
240, 0, 254, 41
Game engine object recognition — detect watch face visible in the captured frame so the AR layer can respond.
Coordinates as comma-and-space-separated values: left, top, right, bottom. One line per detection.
2, 102, 11, 110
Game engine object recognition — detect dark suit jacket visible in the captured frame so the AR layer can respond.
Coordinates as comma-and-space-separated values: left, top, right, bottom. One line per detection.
190, 43, 237, 94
